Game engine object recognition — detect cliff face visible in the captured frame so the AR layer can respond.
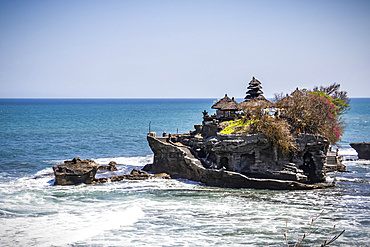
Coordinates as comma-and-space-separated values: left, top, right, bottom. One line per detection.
207, 133, 326, 183
350, 143, 370, 160
147, 131, 331, 190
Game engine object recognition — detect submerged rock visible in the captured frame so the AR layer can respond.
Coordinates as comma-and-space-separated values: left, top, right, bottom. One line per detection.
93, 168, 170, 184
53, 158, 99, 185
98, 161, 118, 171
152, 173, 171, 179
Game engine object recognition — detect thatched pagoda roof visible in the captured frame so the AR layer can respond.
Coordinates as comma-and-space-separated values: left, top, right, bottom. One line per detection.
246, 89, 264, 95
291, 88, 303, 97
212, 94, 239, 111
247, 85, 262, 89
249, 77, 261, 85
276, 94, 293, 107
239, 95, 272, 110
244, 76, 265, 100
276, 88, 303, 108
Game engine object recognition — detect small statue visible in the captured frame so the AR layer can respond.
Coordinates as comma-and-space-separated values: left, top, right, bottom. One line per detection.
202, 110, 209, 118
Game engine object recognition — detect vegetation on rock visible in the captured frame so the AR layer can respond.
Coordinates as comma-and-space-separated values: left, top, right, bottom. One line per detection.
219, 119, 258, 135
250, 114, 296, 155
280, 83, 350, 145
220, 83, 349, 153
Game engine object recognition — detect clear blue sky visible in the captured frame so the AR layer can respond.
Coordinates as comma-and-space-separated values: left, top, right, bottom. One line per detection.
0, 0, 369, 98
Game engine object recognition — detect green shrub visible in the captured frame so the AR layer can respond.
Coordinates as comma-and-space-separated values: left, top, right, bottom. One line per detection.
219, 119, 258, 134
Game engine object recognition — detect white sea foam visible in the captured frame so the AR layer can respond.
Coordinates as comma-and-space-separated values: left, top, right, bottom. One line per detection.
338, 147, 358, 157
343, 159, 370, 167
0, 167, 150, 246
94, 155, 153, 177
0, 204, 145, 246
93, 155, 153, 166
1, 154, 369, 246
44, 155, 153, 168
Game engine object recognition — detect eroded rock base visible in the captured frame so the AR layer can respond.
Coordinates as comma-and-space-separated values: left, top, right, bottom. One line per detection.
147, 132, 334, 190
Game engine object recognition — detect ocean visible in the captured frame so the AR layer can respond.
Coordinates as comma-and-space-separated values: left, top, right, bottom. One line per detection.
0, 98, 369, 246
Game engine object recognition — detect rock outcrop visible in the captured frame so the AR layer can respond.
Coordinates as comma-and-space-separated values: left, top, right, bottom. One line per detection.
93, 168, 171, 184
52, 157, 170, 185
147, 132, 333, 190
94, 168, 151, 183
98, 161, 118, 171
350, 142, 370, 160
53, 158, 99, 185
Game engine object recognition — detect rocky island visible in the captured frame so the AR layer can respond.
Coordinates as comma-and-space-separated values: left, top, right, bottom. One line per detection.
145, 77, 350, 190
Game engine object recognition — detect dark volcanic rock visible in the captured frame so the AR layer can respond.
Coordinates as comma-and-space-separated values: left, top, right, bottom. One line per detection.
350, 142, 370, 160
53, 158, 99, 185
94, 168, 151, 183
130, 168, 149, 176
98, 161, 118, 171
147, 133, 332, 190
116, 168, 151, 181
142, 164, 153, 171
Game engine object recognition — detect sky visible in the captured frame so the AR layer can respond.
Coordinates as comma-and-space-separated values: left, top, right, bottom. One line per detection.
0, 0, 369, 98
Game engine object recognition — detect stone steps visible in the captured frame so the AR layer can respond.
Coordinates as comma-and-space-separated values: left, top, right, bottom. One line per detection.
324, 152, 345, 172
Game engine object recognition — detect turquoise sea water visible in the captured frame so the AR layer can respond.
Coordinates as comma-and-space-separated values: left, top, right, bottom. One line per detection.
0, 98, 369, 246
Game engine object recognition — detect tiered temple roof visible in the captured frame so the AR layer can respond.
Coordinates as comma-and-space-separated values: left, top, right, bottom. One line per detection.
244, 77, 264, 100
239, 77, 270, 109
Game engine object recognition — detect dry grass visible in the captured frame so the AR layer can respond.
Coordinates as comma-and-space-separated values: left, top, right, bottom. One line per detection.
283, 210, 345, 247
250, 114, 296, 155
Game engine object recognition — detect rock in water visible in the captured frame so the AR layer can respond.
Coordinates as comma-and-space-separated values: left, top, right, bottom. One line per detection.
98, 161, 118, 171
53, 158, 100, 185
152, 173, 171, 179
130, 168, 149, 176
99, 168, 151, 183
146, 133, 333, 190
350, 142, 370, 160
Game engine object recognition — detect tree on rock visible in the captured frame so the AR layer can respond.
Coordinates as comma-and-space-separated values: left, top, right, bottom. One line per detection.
278, 83, 350, 145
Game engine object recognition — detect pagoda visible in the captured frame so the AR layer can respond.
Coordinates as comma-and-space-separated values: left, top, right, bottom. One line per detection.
244, 77, 264, 100
239, 77, 271, 110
